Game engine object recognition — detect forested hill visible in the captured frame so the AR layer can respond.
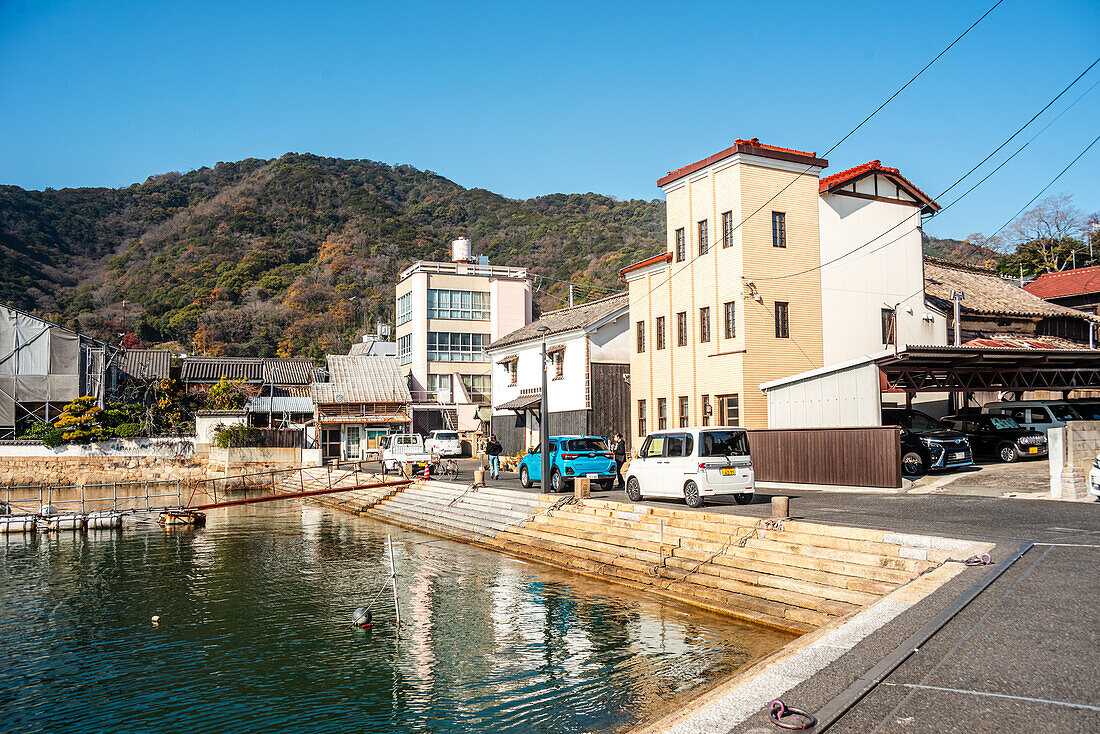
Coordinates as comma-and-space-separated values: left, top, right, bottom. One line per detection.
0, 154, 665, 358
0, 154, 978, 359
921, 231, 998, 266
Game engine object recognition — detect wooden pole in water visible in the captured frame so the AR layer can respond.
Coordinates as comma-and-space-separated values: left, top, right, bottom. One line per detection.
387, 534, 401, 628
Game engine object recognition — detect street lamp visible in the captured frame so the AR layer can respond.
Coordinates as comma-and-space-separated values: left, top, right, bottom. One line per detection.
537, 325, 551, 490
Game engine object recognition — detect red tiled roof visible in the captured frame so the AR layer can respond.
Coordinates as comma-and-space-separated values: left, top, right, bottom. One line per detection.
1023, 265, 1100, 299
819, 160, 941, 212
657, 138, 828, 188
619, 252, 672, 279
963, 336, 1080, 350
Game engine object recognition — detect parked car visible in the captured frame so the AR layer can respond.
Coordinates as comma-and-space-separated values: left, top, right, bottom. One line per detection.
981, 400, 1082, 433
882, 408, 973, 476
1069, 400, 1100, 420
940, 414, 1047, 462
1089, 453, 1100, 499
517, 436, 618, 492
379, 433, 433, 474
625, 427, 754, 508
425, 430, 462, 458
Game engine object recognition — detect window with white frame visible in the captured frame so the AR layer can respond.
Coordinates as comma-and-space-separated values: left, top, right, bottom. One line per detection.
397, 334, 412, 364
396, 292, 412, 326
460, 374, 491, 403
427, 374, 452, 401
427, 289, 490, 320
427, 332, 489, 362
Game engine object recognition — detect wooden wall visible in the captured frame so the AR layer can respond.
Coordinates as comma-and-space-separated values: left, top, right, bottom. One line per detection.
746, 426, 902, 488
589, 363, 631, 449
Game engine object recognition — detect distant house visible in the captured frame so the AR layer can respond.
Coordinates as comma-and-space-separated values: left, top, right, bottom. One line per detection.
0, 304, 107, 438
1023, 265, 1100, 317
487, 293, 631, 454
311, 355, 412, 462
349, 334, 397, 357
180, 356, 318, 397
924, 258, 1099, 346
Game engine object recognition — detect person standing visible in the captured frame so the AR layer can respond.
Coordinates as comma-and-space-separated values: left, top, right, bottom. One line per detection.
485, 434, 503, 480
610, 432, 627, 489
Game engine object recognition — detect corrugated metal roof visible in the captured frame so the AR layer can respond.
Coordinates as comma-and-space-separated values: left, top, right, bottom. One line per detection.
311, 356, 411, 404
245, 396, 315, 413
489, 293, 628, 351
118, 349, 172, 380
924, 258, 1100, 323
349, 340, 397, 357
181, 357, 264, 382
263, 358, 316, 385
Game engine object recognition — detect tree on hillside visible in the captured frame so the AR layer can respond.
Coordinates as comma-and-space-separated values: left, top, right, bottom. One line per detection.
990, 194, 1096, 277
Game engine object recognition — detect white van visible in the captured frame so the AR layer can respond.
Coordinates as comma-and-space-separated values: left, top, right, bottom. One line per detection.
981, 401, 1083, 434
625, 427, 754, 508
425, 430, 462, 457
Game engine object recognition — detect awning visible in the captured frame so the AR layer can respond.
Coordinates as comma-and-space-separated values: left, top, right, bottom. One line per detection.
496, 392, 541, 411
878, 345, 1100, 393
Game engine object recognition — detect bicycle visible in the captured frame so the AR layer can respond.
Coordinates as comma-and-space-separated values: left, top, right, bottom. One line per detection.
430, 457, 459, 480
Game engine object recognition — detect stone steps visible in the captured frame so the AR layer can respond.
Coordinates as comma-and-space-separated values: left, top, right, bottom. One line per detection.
363, 482, 542, 542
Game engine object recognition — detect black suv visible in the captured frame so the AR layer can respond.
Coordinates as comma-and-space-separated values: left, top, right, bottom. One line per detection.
882, 408, 974, 476
940, 414, 1047, 462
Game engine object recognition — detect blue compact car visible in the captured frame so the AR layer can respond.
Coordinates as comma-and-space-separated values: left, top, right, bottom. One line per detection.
517, 435, 618, 492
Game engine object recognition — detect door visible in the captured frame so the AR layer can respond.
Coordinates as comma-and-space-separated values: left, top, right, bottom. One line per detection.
322, 428, 341, 463
344, 426, 362, 460
662, 433, 692, 498
632, 435, 666, 495
526, 439, 558, 483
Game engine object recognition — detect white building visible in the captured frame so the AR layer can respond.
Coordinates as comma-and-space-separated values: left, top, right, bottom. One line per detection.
487, 294, 631, 454
395, 238, 532, 435
818, 160, 948, 363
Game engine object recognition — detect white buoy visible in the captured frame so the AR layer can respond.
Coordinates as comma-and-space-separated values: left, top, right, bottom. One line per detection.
151, 615, 160, 624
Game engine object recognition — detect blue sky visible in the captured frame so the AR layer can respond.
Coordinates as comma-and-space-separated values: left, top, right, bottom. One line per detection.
2, 0, 1098, 239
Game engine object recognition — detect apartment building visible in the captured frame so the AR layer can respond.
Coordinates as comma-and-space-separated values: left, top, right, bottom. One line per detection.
621, 139, 829, 439
395, 238, 532, 433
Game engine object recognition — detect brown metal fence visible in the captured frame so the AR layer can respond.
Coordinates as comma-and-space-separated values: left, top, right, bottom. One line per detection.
746, 427, 902, 488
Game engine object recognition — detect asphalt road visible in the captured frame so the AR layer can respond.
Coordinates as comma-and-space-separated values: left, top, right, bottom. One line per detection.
454, 456, 1100, 733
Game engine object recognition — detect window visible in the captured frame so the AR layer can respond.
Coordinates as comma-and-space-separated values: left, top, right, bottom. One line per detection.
676, 311, 687, 347
426, 289, 490, 320
678, 396, 689, 427
665, 433, 690, 457
675, 228, 686, 262
397, 334, 412, 365
657, 398, 667, 430
881, 308, 896, 345
698, 219, 709, 255
699, 307, 711, 343
717, 394, 740, 426
638, 400, 647, 437
774, 302, 789, 339
640, 434, 662, 458
396, 292, 412, 326
772, 212, 786, 248
636, 320, 645, 353
551, 348, 565, 380
501, 358, 518, 386
427, 374, 452, 401
656, 316, 666, 350
701, 395, 711, 426
722, 210, 734, 248
700, 429, 749, 456
460, 374, 491, 403
724, 301, 736, 339
426, 332, 489, 361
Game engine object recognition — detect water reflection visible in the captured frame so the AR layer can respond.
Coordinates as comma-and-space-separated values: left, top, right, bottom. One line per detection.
0, 503, 793, 734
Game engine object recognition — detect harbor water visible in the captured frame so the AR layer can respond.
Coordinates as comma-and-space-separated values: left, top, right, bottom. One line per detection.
0, 502, 794, 733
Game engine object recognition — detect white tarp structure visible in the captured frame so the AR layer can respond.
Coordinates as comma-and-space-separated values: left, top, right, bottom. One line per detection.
0, 305, 88, 437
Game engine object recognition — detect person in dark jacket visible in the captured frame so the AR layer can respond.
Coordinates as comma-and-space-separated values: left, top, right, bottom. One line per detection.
485, 434, 503, 479
609, 433, 627, 489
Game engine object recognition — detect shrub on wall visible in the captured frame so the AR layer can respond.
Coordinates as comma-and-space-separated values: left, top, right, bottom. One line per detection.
212, 423, 262, 449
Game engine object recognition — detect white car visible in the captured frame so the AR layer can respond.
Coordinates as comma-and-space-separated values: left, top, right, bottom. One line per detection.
625, 427, 754, 508
379, 434, 433, 474
425, 430, 462, 458
1089, 453, 1100, 499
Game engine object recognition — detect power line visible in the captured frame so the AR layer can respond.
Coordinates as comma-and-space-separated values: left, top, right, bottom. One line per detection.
748, 55, 1100, 281
627, 0, 1005, 307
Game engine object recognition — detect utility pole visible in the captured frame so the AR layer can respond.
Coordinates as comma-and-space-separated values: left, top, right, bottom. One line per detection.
951, 290, 965, 347
538, 325, 551, 490
569, 283, 574, 308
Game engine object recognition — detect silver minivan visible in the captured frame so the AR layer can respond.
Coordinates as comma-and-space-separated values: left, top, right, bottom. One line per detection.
626, 427, 754, 508
981, 401, 1083, 434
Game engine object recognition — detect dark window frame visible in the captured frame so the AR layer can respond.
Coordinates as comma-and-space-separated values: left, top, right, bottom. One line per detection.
722, 210, 734, 248
675, 228, 686, 262
656, 316, 666, 350
676, 311, 687, 347
717, 394, 740, 427
772, 211, 787, 248
637, 399, 647, 437
657, 397, 667, 430
699, 306, 711, 343
698, 219, 709, 256
636, 320, 645, 352
724, 301, 736, 339
881, 307, 896, 346
678, 396, 689, 428
774, 302, 789, 339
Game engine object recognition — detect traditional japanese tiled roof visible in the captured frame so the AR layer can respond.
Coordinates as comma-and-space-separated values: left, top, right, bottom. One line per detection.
924, 258, 1100, 322
1023, 265, 1100, 300
118, 349, 172, 380
819, 159, 940, 212
263, 358, 316, 385
657, 138, 828, 188
488, 293, 629, 351
311, 356, 411, 405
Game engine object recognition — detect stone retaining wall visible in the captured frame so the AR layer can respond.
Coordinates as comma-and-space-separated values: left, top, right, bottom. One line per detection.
0, 455, 212, 487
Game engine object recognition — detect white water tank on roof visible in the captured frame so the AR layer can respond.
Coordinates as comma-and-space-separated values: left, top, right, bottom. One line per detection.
451, 237, 472, 263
